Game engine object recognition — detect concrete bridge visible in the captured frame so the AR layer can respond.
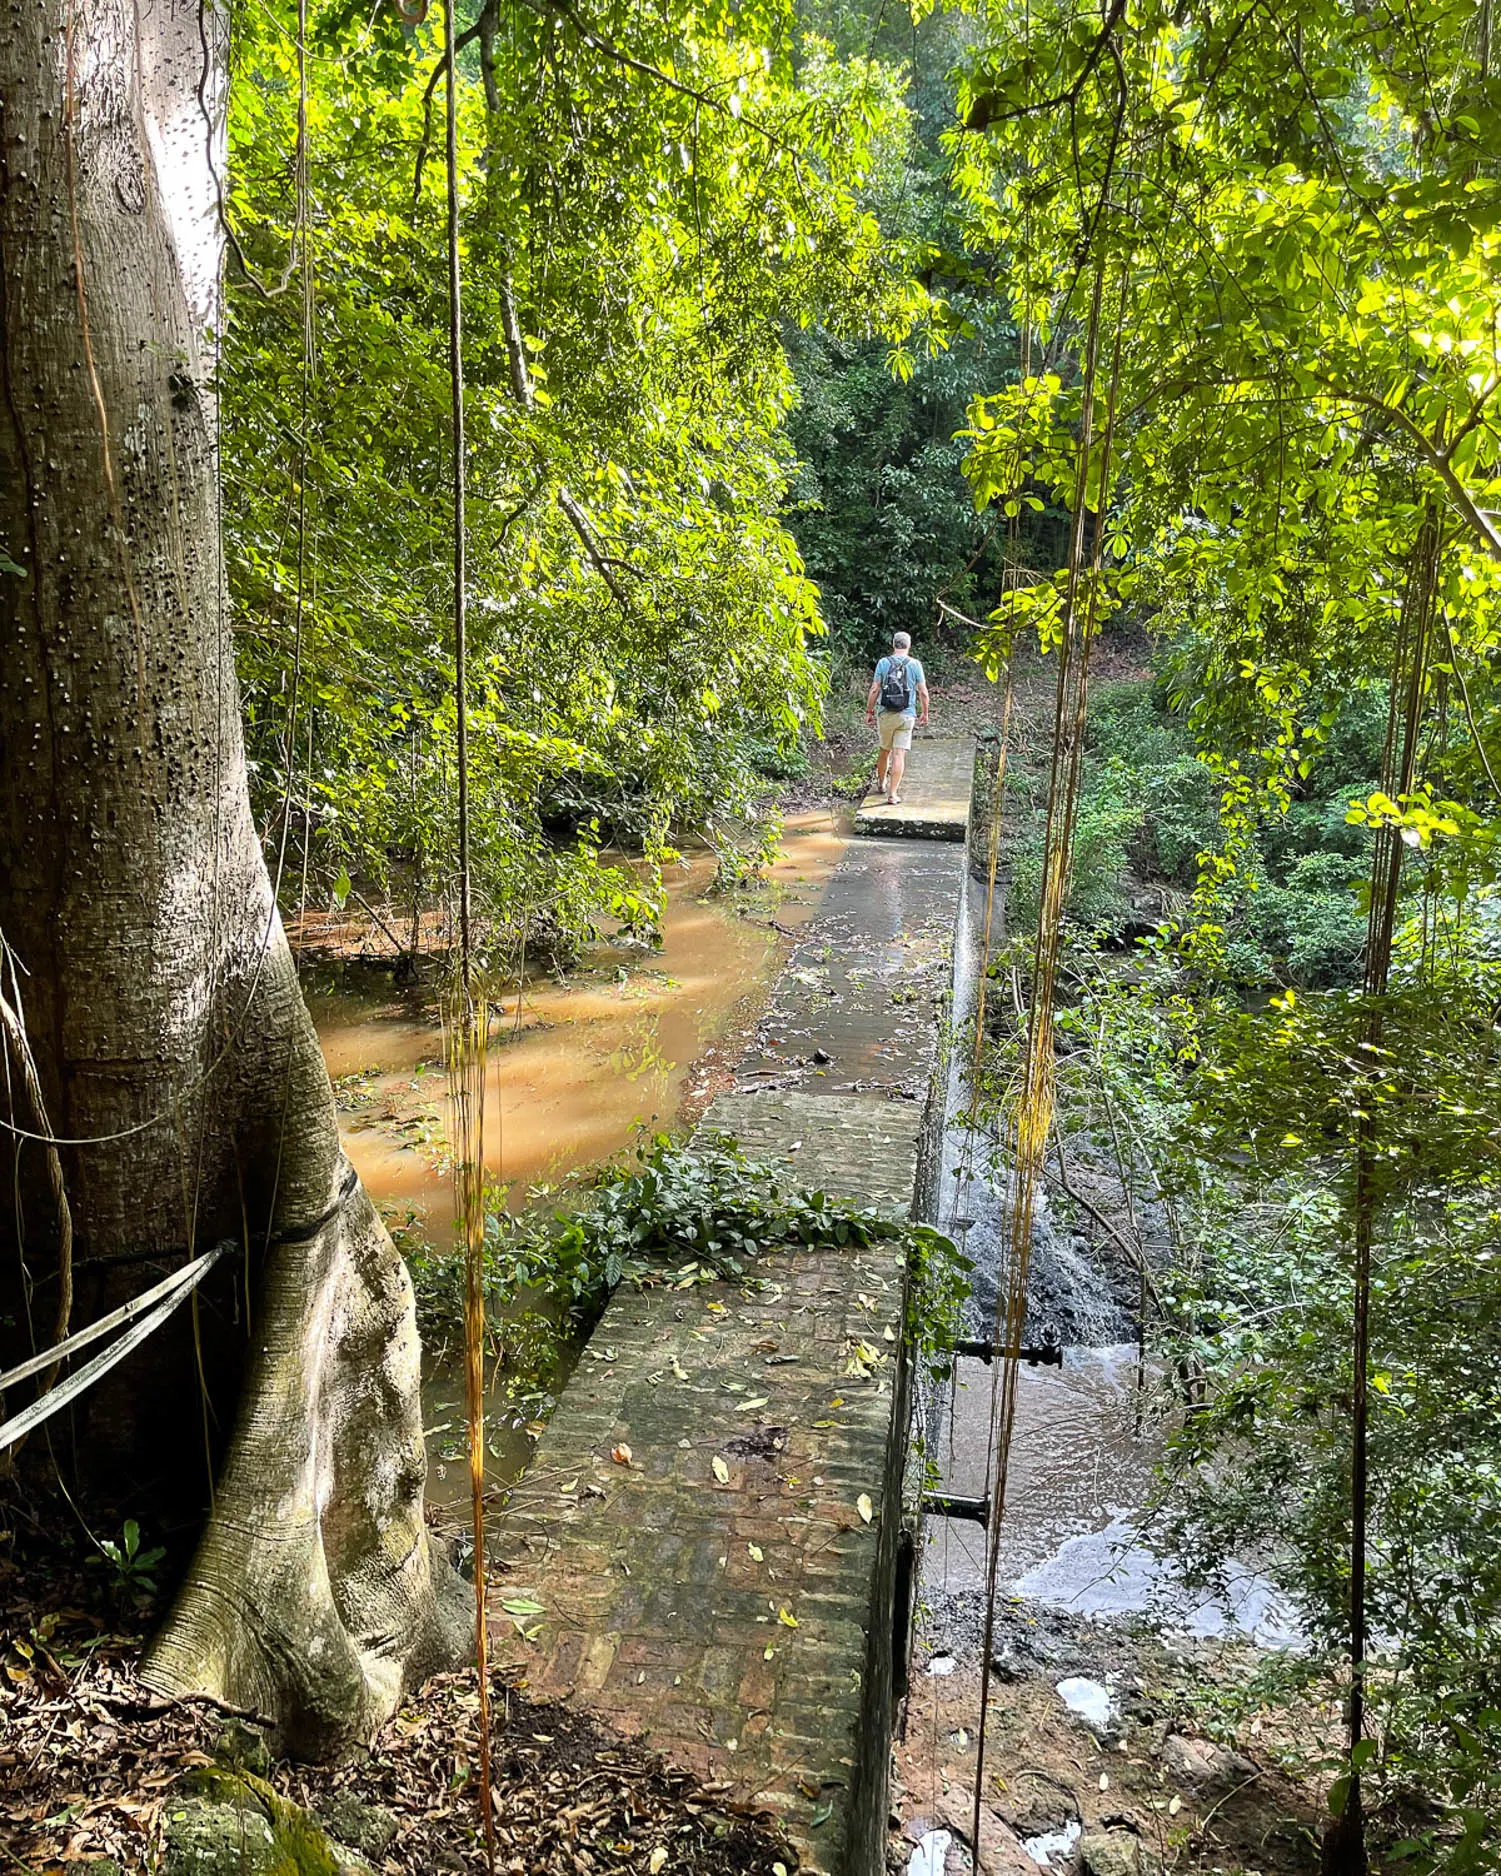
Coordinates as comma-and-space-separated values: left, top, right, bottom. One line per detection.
488, 735, 975, 1873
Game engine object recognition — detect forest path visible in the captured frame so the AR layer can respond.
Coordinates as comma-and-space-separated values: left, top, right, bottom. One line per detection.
486, 804, 972, 1873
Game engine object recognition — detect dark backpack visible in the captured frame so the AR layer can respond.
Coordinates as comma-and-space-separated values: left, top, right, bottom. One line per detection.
879, 655, 914, 713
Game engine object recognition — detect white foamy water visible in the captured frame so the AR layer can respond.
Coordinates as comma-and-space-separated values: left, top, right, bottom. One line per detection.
1055, 1675, 1114, 1730
910, 1829, 954, 1876
1024, 1819, 1082, 1867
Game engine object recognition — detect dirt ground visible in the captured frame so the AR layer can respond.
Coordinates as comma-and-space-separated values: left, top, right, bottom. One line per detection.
889, 1590, 1333, 1876
0, 1571, 799, 1875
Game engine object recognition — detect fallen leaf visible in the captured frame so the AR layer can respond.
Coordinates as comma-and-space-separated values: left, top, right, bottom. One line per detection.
777, 1607, 799, 1629
712, 1455, 730, 1484
1099, 1772, 1110, 1792
1168, 1795, 1182, 1816
649, 1850, 668, 1874
748, 1543, 763, 1562
611, 1443, 633, 1467
856, 1493, 874, 1524
738, 1396, 770, 1412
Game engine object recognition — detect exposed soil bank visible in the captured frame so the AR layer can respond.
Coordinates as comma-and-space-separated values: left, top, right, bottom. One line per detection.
893, 1606, 1329, 1876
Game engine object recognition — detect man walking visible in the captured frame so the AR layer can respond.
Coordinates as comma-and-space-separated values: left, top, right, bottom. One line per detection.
865, 631, 930, 805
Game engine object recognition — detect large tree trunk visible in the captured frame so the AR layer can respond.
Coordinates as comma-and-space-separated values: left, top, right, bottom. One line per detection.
0, 0, 467, 1755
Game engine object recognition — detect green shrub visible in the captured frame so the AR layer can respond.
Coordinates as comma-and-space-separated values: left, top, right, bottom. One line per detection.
410, 1136, 971, 1384
745, 736, 811, 782
1241, 850, 1366, 987
1078, 680, 1219, 887
1009, 756, 1143, 937
1135, 752, 1220, 885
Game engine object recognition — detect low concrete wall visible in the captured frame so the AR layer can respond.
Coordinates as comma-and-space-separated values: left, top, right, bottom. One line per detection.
967, 726, 1008, 885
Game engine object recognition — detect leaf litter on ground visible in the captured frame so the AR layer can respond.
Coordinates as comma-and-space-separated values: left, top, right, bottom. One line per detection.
1, 1604, 800, 1874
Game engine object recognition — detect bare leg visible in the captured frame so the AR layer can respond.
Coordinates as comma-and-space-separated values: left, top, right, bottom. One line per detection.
875, 748, 889, 793
887, 748, 907, 799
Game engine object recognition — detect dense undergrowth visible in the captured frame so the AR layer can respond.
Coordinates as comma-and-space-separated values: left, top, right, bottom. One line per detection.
407, 1133, 970, 1411
1006, 677, 1373, 988
980, 666, 1501, 1871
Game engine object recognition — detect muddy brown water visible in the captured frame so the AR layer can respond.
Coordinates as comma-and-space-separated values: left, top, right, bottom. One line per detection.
308, 813, 850, 1505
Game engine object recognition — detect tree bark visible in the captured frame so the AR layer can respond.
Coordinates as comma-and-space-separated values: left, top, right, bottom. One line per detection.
0, 0, 466, 1756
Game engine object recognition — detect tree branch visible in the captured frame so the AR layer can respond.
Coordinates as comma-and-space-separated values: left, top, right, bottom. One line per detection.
412, 17, 486, 205
557, 489, 634, 612
1305, 373, 1501, 560
963, 0, 1129, 131
500, 278, 535, 410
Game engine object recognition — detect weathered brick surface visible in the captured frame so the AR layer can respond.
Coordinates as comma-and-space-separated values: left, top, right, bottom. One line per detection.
489, 1236, 907, 1872
701, 1091, 922, 1209
487, 825, 970, 1874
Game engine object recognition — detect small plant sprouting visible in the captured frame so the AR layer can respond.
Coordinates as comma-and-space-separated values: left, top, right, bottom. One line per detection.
95, 1518, 166, 1598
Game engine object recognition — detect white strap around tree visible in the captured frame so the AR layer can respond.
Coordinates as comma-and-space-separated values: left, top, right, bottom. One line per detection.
0, 1240, 232, 1450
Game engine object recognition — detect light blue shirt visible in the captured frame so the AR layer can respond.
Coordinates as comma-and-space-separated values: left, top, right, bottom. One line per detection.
874, 655, 925, 715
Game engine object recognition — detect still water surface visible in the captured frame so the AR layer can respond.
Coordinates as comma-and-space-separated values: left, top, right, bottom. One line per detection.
310, 813, 848, 1238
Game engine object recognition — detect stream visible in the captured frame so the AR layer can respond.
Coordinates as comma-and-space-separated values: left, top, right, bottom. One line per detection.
925, 865, 1301, 1651
309, 801, 1296, 1635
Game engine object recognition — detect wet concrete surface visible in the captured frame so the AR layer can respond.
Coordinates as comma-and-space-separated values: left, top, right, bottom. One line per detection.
937, 868, 1137, 1352
735, 836, 964, 1099
856, 734, 973, 841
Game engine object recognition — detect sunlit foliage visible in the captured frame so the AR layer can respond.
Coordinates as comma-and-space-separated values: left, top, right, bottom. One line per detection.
225, 0, 921, 958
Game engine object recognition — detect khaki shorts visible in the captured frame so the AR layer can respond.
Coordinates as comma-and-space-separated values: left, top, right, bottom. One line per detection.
877, 710, 916, 751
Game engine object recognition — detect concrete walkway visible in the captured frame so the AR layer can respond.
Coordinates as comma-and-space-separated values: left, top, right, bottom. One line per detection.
487, 793, 972, 1873
855, 734, 971, 841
